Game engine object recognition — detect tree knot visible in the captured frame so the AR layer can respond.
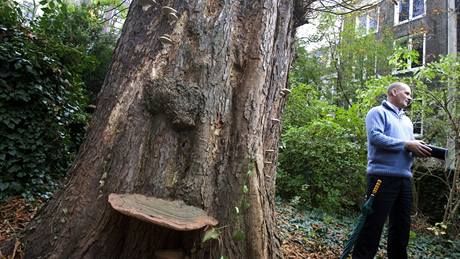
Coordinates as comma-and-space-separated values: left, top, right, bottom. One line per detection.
145, 78, 204, 131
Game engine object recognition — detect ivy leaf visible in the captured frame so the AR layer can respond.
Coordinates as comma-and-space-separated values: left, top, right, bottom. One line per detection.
202, 227, 220, 243
242, 184, 249, 194
13, 61, 22, 70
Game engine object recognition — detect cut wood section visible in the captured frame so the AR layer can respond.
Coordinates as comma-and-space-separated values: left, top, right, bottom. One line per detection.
108, 193, 218, 231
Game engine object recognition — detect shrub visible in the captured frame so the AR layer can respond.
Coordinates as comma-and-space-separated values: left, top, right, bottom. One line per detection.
277, 84, 367, 213
0, 25, 89, 200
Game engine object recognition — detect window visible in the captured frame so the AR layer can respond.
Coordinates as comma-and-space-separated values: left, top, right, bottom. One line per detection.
394, 34, 425, 72
356, 8, 379, 35
409, 99, 424, 138
395, 0, 425, 25
411, 35, 424, 68
368, 9, 378, 32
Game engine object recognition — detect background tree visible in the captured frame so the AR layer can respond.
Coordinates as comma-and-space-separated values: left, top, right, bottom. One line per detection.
276, 12, 395, 212
299, 12, 394, 107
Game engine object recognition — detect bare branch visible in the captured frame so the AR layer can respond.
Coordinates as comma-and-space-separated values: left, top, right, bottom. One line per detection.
103, 0, 130, 14
293, 0, 390, 27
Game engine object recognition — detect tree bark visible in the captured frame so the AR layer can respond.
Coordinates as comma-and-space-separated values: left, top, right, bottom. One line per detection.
23, 0, 300, 258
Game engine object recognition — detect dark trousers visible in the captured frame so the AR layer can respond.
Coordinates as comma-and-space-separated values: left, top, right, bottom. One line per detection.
352, 175, 412, 259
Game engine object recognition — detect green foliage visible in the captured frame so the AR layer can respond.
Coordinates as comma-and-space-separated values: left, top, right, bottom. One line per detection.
33, 0, 118, 101
290, 44, 324, 87
0, 26, 89, 200
0, 0, 23, 27
388, 45, 420, 71
297, 13, 395, 106
414, 55, 460, 236
202, 227, 221, 243
282, 83, 335, 129
277, 85, 367, 213
355, 75, 396, 113
0, 0, 119, 200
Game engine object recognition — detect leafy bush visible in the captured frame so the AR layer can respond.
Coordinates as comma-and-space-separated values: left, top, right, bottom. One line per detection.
0, 0, 120, 200
0, 1, 22, 27
33, 0, 118, 101
0, 26, 89, 200
277, 84, 367, 213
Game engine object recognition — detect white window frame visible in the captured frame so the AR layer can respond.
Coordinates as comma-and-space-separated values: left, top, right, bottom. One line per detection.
393, 34, 426, 74
394, 0, 426, 26
356, 7, 380, 35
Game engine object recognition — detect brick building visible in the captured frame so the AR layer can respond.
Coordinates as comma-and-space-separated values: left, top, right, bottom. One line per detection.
356, 0, 458, 73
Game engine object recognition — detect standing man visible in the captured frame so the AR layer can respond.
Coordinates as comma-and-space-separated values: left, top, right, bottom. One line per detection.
352, 82, 431, 259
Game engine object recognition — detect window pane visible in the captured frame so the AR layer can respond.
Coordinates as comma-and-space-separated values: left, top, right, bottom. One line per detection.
412, 36, 424, 67
369, 10, 378, 32
358, 14, 367, 30
413, 0, 425, 17
399, 0, 409, 22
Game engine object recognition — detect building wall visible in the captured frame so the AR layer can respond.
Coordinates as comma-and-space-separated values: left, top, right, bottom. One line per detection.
377, 0, 450, 63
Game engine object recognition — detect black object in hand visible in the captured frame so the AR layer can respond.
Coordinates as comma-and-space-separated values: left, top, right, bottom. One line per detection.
427, 145, 448, 160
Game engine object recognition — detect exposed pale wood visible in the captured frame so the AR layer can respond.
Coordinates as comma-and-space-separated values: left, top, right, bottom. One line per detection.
108, 194, 218, 231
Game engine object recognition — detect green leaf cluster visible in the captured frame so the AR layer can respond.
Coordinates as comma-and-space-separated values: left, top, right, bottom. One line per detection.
0, 0, 118, 200
31, 0, 119, 102
277, 83, 367, 213
0, 25, 89, 200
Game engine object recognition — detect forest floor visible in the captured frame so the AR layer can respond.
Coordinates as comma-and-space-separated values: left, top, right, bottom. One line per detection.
0, 196, 459, 259
277, 200, 460, 259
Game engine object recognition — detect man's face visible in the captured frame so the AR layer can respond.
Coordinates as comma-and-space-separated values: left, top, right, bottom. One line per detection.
391, 85, 412, 109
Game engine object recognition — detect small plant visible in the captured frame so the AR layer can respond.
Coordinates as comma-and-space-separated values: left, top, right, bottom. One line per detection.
427, 222, 448, 237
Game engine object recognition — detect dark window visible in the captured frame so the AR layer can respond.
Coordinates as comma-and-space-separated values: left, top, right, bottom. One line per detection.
398, 37, 410, 66
412, 36, 424, 68
399, 0, 410, 22
396, 0, 425, 24
413, 0, 425, 17
394, 35, 425, 71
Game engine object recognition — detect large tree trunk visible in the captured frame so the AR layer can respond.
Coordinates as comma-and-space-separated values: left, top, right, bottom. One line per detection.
23, 0, 300, 258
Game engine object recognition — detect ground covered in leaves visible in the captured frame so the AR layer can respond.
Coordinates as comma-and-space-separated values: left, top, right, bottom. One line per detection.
277, 201, 460, 259
0, 197, 43, 258
0, 197, 459, 258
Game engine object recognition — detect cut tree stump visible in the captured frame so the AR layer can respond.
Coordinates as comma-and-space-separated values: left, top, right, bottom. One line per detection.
108, 194, 218, 231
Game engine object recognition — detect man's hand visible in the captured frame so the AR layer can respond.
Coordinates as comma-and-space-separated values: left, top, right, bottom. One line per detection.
405, 140, 432, 157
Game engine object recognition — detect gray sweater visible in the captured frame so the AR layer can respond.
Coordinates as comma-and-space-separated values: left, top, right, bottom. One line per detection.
365, 101, 414, 178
